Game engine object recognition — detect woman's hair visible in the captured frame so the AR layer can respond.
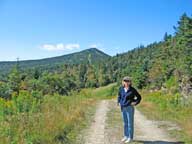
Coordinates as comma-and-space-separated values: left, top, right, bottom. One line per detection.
122, 76, 132, 87
122, 81, 132, 87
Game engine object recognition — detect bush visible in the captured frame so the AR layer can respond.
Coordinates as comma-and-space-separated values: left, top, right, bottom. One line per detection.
12, 90, 43, 113
0, 82, 12, 99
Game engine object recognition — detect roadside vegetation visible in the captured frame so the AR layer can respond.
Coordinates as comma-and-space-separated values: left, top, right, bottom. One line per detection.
138, 89, 192, 143
0, 83, 116, 144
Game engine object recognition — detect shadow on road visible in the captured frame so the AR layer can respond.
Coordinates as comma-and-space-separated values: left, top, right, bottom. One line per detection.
135, 140, 185, 144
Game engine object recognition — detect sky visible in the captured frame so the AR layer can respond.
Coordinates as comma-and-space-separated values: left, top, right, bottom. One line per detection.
0, 0, 192, 61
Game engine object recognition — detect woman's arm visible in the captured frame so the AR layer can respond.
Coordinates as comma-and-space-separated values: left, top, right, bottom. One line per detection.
132, 88, 142, 105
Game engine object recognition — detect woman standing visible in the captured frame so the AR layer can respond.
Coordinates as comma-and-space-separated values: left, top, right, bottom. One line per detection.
117, 76, 142, 143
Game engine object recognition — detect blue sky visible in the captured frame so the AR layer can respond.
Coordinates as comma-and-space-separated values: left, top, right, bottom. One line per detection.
0, 0, 192, 61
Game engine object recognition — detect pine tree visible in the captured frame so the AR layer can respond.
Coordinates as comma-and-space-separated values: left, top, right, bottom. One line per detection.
8, 58, 21, 95
85, 65, 97, 88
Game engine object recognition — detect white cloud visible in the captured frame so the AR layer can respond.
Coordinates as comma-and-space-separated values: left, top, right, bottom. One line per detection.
65, 44, 80, 50
41, 43, 80, 51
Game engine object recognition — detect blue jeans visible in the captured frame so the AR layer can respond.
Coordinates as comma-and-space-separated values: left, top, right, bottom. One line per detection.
121, 105, 134, 139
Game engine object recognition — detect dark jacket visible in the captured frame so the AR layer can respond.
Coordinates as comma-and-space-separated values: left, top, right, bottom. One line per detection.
117, 85, 141, 108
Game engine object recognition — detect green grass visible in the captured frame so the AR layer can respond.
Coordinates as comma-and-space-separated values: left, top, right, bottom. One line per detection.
104, 100, 123, 143
0, 83, 117, 144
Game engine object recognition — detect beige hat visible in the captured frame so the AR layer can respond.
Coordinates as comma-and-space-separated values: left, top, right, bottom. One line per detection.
123, 76, 132, 82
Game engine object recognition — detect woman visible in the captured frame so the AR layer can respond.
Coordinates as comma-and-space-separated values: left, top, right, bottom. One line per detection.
117, 76, 142, 143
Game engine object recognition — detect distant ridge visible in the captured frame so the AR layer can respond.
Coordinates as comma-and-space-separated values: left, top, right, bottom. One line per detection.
0, 48, 111, 74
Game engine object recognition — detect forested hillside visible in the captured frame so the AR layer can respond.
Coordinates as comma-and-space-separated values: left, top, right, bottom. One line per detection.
0, 48, 111, 78
0, 49, 114, 99
106, 13, 192, 104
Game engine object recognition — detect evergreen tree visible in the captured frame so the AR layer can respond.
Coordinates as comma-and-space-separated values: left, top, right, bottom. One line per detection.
8, 59, 21, 95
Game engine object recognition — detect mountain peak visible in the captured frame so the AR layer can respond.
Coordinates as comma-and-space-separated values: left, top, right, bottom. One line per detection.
85, 48, 110, 57
0, 47, 111, 74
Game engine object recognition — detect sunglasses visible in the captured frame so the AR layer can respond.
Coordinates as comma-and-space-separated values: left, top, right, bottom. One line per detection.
124, 80, 130, 82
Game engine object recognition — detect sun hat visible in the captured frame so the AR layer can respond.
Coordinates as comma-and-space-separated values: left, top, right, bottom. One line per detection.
123, 76, 132, 82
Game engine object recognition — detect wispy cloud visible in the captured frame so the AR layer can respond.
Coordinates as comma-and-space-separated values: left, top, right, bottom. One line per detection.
88, 43, 105, 51
41, 43, 80, 51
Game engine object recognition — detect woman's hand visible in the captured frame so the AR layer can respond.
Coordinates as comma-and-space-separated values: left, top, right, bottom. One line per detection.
131, 102, 137, 106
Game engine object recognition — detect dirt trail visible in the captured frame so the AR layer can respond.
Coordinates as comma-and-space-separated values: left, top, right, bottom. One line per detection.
134, 109, 180, 143
84, 100, 109, 144
82, 99, 181, 144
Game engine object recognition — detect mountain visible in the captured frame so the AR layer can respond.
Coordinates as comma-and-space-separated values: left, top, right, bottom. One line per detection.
0, 48, 111, 75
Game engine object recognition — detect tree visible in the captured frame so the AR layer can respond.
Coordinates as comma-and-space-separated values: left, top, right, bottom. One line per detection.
78, 64, 87, 88
8, 59, 21, 95
0, 82, 12, 99
97, 63, 111, 86
174, 13, 192, 75
85, 65, 97, 88
163, 32, 172, 42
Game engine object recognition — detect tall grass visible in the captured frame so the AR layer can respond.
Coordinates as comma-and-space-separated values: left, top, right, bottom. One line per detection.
0, 83, 117, 144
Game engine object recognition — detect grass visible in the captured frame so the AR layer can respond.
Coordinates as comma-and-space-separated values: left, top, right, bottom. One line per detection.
104, 99, 123, 144
137, 89, 192, 144
3, 82, 191, 144
0, 83, 117, 144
